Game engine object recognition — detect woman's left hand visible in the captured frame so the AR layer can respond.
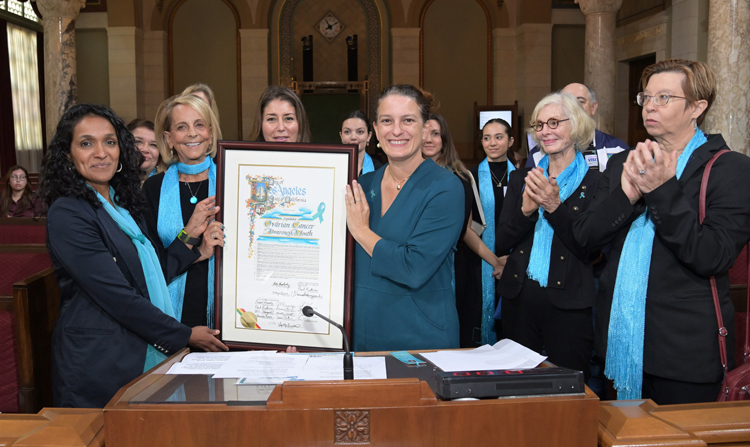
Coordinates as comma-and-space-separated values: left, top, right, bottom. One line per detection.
196, 220, 224, 262
345, 180, 371, 239
524, 168, 561, 213
625, 139, 679, 194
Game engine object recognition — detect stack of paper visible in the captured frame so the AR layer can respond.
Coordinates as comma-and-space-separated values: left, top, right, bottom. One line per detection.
420, 339, 546, 372
166, 351, 387, 384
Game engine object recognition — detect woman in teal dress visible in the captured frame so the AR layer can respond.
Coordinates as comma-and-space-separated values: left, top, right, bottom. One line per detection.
345, 84, 465, 351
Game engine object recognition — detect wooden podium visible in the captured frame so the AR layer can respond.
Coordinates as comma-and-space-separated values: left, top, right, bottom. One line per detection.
102, 349, 599, 446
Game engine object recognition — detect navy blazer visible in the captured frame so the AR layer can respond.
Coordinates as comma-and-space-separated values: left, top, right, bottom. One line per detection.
47, 196, 197, 408
495, 168, 601, 310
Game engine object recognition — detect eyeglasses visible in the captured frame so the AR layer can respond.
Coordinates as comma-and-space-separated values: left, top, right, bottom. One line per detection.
10, 175, 26, 181
531, 118, 570, 132
637, 92, 688, 106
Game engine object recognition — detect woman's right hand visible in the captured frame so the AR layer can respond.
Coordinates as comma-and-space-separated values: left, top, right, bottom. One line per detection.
196, 220, 224, 262
188, 326, 228, 352
621, 150, 643, 204
521, 184, 540, 217
184, 196, 220, 239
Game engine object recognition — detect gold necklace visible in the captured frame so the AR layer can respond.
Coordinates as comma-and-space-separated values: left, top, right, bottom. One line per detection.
388, 166, 411, 190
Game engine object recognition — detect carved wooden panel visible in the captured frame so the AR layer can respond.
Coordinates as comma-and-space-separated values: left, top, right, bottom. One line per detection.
334, 410, 370, 444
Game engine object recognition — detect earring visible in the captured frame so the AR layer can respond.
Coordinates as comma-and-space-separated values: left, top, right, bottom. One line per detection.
693, 120, 698, 131
116, 163, 123, 173
377, 143, 381, 148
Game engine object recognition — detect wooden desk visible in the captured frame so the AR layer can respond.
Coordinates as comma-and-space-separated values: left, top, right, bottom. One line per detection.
599, 399, 750, 446
103, 349, 599, 446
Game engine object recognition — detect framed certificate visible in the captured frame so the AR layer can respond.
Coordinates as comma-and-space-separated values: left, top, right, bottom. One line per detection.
214, 141, 357, 351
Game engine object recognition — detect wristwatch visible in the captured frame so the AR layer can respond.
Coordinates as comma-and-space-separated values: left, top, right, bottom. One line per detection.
177, 229, 201, 246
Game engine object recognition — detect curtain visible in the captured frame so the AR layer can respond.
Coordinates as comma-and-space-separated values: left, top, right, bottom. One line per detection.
7, 22, 43, 171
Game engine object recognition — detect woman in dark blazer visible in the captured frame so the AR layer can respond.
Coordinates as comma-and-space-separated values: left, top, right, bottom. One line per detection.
495, 92, 600, 379
39, 104, 227, 408
573, 59, 750, 404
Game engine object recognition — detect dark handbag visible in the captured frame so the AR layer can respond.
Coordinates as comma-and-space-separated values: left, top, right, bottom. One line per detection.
699, 149, 750, 401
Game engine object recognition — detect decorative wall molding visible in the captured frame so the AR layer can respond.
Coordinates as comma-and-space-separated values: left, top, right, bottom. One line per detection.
616, 24, 665, 47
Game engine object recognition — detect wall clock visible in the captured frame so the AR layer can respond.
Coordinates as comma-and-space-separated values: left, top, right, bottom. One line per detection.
316, 11, 345, 43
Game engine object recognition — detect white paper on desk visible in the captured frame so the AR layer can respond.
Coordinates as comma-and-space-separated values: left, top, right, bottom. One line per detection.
420, 339, 546, 372
596, 146, 626, 172
296, 355, 387, 381
217, 353, 309, 382
165, 351, 276, 375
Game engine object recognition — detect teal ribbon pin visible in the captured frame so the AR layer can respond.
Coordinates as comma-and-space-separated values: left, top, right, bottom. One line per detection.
579, 192, 585, 199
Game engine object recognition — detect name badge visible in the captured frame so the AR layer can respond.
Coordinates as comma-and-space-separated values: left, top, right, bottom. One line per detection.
585, 153, 599, 167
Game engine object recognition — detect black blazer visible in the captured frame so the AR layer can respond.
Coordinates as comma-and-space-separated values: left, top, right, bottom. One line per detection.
573, 135, 750, 383
495, 168, 601, 309
47, 196, 198, 408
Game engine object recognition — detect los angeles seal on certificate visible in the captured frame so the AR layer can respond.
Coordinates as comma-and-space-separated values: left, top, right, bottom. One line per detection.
214, 141, 356, 351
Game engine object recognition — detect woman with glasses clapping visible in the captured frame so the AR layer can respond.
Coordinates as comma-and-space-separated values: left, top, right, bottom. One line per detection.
495, 92, 600, 381
573, 60, 750, 404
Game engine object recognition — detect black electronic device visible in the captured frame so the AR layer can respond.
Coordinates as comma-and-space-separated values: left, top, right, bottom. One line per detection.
433, 367, 584, 400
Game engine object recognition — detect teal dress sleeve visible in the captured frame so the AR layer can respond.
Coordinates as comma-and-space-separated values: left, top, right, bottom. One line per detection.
353, 160, 465, 352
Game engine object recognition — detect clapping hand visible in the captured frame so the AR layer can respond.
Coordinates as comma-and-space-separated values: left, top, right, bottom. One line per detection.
623, 140, 679, 196
522, 168, 560, 215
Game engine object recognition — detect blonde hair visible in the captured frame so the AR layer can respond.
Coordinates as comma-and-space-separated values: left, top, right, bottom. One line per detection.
182, 83, 223, 139
528, 92, 595, 153
155, 94, 220, 166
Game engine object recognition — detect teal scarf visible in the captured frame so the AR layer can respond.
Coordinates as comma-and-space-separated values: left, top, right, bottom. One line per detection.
526, 152, 588, 286
362, 152, 375, 175
93, 186, 175, 372
478, 158, 514, 344
606, 129, 707, 400
157, 157, 216, 327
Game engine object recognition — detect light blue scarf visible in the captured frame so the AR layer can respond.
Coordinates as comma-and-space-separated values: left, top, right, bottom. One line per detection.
362, 152, 375, 175
478, 158, 515, 344
606, 129, 707, 400
93, 186, 175, 372
158, 157, 216, 328
526, 152, 588, 286
148, 167, 158, 178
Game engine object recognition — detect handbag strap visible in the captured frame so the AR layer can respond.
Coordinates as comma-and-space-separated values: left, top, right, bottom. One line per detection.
468, 171, 487, 227
699, 149, 750, 372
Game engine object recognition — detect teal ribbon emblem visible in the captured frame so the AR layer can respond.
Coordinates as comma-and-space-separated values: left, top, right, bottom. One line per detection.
370, 190, 376, 199
579, 192, 585, 199
310, 202, 325, 223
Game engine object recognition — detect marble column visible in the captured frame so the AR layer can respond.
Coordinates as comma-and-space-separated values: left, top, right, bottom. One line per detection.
575, 0, 623, 134
32, 0, 86, 145
704, 0, 750, 156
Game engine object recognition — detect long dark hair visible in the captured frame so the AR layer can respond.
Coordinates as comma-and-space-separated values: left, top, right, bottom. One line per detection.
1, 165, 33, 216
427, 113, 469, 182
482, 118, 517, 167
38, 104, 145, 217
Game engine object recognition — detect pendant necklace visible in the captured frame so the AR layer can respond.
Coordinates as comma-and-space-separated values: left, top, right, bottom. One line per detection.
388, 166, 411, 191
185, 180, 204, 204
489, 164, 508, 188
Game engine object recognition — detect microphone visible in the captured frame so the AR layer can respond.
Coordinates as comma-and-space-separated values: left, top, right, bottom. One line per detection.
302, 306, 354, 380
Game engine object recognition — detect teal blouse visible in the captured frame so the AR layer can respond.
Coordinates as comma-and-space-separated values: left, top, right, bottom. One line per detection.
353, 159, 465, 351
